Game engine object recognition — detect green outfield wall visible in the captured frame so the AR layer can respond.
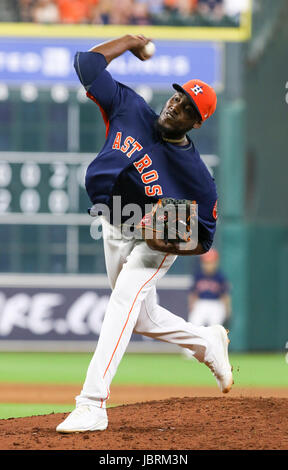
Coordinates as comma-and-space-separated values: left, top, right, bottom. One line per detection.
218, 0, 288, 350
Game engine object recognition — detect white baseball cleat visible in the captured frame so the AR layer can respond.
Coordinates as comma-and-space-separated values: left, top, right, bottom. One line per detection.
56, 405, 108, 433
204, 325, 233, 393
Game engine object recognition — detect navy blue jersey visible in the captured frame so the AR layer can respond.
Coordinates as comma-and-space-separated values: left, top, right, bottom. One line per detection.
190, 269, 229, 300
74, 51, 218, 250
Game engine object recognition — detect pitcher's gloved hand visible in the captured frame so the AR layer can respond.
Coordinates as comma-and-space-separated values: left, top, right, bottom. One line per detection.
136, 197, 198, 244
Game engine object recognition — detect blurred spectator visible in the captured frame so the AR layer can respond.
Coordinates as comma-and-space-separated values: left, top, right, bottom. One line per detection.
197, 0, 224, 22
13, 0, 240, 25
18, 0, 35, 22
164, 0, 197, 16
146, 0, 164, 17
131, 0, 150, 25
109, 0, 134, 25
32, 0, 60, 24
187, 249, 231, 328
57, 0, 96, 24
153, 0, 199, 25
89, 0, 111, 24
90, 0, 134, 25
179, 0, 198, 16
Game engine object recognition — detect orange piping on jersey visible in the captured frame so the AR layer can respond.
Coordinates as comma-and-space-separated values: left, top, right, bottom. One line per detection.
86, 91, 110, 139
102, 255, 168, 381
100, 387, 110, 409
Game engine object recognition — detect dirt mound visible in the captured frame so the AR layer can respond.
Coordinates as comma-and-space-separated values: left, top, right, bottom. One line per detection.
0, 397, 287, 450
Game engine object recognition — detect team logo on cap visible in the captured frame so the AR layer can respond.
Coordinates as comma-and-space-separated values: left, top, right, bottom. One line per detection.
191, 84, 203, 96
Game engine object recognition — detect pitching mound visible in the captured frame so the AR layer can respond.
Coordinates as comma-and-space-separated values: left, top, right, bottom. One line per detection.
0, 397, 287, 450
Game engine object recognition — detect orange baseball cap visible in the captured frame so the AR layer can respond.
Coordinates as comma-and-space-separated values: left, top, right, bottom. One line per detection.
201, 248, 219, 263
173, 79, 217, 122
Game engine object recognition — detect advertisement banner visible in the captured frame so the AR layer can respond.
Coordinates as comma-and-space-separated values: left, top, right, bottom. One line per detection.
0, 38, 223, 90
0, 285, 189, 345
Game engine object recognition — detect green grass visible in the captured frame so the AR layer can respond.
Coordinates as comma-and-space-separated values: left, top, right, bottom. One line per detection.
0, 352, 288, 387
0, 352, 287, 419
0, 352, 90, 385
0, 403, 118, 420
0, 403, 74, 419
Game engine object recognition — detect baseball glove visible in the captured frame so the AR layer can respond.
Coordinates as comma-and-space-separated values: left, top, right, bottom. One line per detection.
136, 198, 198, 244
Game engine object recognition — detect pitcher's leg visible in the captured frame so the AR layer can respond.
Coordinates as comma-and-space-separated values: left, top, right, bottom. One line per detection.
76, 244, 177, 408
101, 216, 135, 290
134, 287, 211, 362
134, 288, 233, 393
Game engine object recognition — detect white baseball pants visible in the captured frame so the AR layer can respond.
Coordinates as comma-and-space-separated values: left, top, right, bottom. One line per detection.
76, 217, 216, 408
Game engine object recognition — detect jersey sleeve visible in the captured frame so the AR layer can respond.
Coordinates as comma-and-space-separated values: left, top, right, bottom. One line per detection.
74, 51, 123, 119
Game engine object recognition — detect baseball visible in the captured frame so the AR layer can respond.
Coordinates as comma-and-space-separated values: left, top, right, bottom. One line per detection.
143, 41, 156, 58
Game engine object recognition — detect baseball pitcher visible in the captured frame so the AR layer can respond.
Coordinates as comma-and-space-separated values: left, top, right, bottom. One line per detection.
56, 34, 233, 433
